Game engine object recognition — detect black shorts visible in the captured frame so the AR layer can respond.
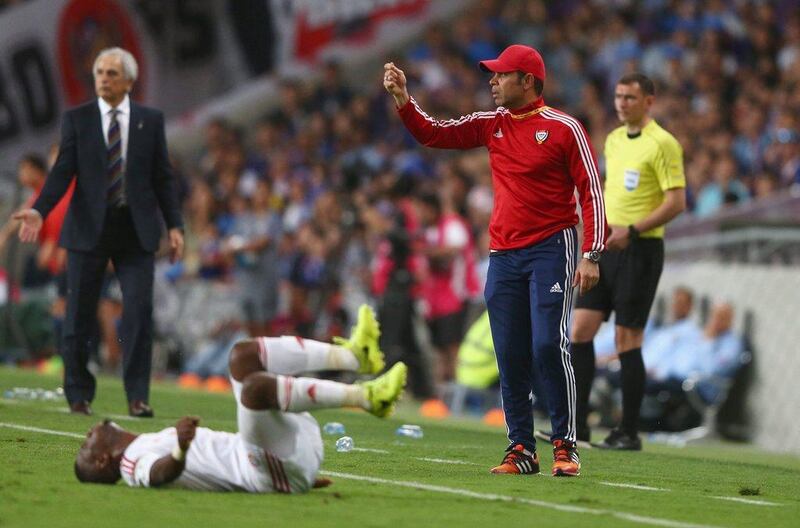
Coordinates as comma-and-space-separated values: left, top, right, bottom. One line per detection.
428, 309, 465, 349
574, 237, 664, 328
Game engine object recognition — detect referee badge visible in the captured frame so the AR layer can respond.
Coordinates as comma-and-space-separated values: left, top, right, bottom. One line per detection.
535, 130, 549, 144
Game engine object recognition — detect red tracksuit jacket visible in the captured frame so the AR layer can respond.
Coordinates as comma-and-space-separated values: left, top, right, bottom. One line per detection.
398, 97, 607, 253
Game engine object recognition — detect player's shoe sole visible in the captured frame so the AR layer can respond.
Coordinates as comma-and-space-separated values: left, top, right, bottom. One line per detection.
361, 362, 407, 418
333, 304, 385, 375
552, 464, 581, 477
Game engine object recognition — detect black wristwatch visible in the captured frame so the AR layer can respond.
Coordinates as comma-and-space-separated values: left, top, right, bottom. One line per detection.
582, 250, 601, 263
628, 224, 640, 240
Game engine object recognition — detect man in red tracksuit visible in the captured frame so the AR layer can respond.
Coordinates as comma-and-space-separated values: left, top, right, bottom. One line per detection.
384, 45, 607, 477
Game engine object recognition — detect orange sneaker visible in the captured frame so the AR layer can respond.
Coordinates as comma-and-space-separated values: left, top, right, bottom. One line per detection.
551, 439, 580, 477
490, 444, 540, 475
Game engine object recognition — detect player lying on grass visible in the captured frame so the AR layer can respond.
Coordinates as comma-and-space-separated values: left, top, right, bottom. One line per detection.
74, 305, 407, 493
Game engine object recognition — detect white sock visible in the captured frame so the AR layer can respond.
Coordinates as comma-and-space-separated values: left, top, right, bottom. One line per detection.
275, 375, 367, 412
257, 336, 359, 375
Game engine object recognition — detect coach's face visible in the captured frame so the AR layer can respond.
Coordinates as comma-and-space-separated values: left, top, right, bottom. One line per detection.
94, 55, 133, 107
490, 71, 527, 109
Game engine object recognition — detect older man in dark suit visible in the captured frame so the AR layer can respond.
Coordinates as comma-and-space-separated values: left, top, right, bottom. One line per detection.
15, 47, 184, 417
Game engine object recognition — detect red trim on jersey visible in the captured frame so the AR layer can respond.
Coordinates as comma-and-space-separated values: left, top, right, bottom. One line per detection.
265, 451, 291, 493
120, 456, 137, 476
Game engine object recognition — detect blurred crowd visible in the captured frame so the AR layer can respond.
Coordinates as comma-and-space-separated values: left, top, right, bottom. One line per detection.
1, 0, 795, 399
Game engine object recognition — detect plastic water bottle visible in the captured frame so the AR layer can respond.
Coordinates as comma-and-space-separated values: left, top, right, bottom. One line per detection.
335, 436, 354, 452
395, 424, 424, 439
3, 387, 31, 400
322, 422, 346, 435
3, 387, 63, 401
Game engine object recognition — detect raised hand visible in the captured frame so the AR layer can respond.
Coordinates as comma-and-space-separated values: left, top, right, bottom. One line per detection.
383, 62, 409, 107
175, 416, 199, 451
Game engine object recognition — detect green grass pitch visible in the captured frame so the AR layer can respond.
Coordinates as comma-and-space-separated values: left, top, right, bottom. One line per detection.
1, 366, 798, 528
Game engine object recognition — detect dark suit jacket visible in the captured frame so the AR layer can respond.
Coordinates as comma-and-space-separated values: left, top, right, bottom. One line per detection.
33, 100, 183, 253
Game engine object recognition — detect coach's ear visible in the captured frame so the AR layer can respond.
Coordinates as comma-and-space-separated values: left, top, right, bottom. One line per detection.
313, 478, 333, 488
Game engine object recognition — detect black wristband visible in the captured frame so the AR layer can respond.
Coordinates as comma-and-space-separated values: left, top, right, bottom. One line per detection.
628, 224, 639, 240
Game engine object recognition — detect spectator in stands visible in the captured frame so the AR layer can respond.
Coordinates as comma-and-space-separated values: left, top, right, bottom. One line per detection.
649, 301, 743, 384
415, 192, 479, 387
640, 301, 744, 431
643, 287, 702, 376
695, 155, 750, 217
223, 179, 282, 336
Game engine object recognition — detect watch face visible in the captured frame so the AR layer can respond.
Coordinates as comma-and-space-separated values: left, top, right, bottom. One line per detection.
589, 251, 601, 262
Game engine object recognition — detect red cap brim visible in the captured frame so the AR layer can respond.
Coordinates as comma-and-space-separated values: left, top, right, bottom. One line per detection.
478, 59, 516, 73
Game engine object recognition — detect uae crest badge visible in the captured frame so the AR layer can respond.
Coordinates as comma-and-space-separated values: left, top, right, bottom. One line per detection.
535, 130, 549, 144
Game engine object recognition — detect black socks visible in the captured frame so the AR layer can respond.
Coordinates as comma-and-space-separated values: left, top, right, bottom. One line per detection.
619, 348, 645, 436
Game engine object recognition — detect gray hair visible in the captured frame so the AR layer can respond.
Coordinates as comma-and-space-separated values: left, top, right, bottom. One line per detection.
93, 47, 138, 83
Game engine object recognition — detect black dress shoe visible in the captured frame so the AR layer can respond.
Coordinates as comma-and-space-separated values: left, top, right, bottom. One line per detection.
69, 401, 92, 415
128, 400, 154, 418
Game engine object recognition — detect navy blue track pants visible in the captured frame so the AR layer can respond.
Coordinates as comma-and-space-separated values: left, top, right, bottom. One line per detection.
484, 227, 578, 452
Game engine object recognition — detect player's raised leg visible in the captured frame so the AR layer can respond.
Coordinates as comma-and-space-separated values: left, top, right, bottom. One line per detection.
229, 304, 384, 380
236, 362, 408, 417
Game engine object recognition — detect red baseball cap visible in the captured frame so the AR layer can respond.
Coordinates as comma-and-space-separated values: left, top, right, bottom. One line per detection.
479, 44, 546, 80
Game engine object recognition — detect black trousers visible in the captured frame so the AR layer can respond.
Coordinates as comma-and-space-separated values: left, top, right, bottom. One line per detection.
62, 206, 155, 404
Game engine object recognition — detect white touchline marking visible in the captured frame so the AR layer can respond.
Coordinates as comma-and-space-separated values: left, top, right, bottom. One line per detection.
416, 457, 480, 466
0, 422, 84, 439
0, 421, 723, 528
320, 472, 721, 528
709, 496, 780, 507
350, 447, 390, 454
601, 482, 669, 491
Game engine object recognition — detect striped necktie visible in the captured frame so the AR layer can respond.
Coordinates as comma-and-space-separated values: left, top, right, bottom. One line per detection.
107, 108, 125, 206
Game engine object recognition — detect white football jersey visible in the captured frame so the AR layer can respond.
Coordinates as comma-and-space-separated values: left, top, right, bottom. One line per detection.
120, 427, 294, 493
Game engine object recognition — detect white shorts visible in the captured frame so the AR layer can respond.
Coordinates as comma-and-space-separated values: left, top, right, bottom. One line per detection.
232, 378, 324, 493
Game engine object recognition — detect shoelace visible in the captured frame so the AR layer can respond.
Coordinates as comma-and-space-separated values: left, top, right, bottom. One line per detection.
553, 441, 576, 463
503, 446, 534, 464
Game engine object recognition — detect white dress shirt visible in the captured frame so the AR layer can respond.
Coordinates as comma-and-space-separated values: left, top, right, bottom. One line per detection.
98, 94, 130, 162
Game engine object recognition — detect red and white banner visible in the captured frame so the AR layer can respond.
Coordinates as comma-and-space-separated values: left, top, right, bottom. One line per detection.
270, 0, 463, 75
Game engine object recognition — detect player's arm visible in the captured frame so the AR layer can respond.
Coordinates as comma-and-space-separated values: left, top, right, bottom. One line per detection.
148, 416, 199, 487
564, 121, 607, 294
630, 187, 685, 234
384, 62, 492, 149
